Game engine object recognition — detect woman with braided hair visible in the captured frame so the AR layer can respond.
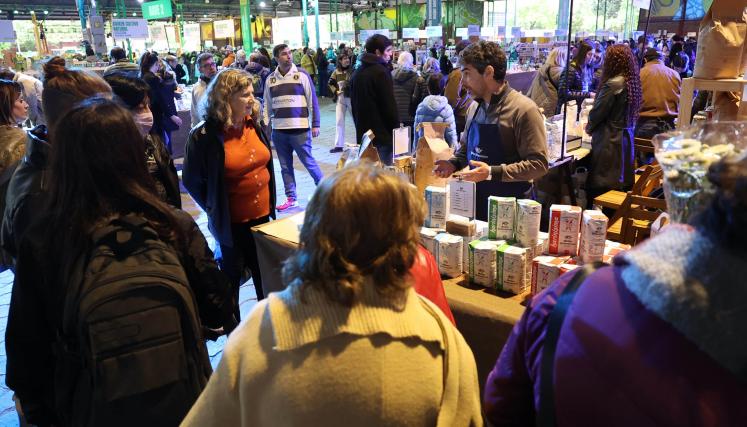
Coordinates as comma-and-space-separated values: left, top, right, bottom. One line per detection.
585, 44, 642, 204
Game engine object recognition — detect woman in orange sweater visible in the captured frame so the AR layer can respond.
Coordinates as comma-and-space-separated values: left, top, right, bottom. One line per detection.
184, 69, 276, 317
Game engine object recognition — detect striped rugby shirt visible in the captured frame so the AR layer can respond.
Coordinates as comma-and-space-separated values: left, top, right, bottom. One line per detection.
262, 63, 320, 130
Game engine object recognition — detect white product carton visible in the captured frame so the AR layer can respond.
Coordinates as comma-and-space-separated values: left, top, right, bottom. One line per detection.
435, 233, 463, 278
516, 199, 542, 247
488, 196, 516, 240
468, 239, 504, 287
579, 210, 609, 263
425, 186, 449, 229
538, 231, 550, 255
496, 243, 528, 294
475, 220, 489, 239
420, 227, 440, 257
602, 241, 632, 264
531, 255, 570, 295
446, 214, 478, 273
548, 205, 583, 256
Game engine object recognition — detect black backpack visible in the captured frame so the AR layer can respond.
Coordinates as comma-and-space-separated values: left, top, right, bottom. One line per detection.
54, 215, 212, 426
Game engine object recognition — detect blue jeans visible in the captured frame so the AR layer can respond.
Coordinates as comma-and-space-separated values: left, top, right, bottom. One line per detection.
272, 129, 324, 199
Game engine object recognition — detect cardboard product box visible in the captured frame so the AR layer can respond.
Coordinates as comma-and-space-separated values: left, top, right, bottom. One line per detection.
602, 241, 632, 264
548, 205, 582, 256
488, 196, 516, 240
425, 186, 449, 229
496, 243, 528, 294
414, 123, 452, 195
531, 255, 571, 295
420, 227, 441, 256
516, 199, 542, 247
392, 155, 414, 183
539, 231, 549, 255
468, 239, 504, 288
579, 210, 609, 264
446, 214, 477, 236
560, 263, 580, 275
435, 233, 463, 278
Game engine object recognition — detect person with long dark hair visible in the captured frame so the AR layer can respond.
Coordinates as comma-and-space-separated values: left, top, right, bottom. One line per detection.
6, 97, 236, 426
316, 47, 329, 97
0, 80, 27, 176
2, 57, 111, 261
105, 74, 181, 208
184, 69, 276, 312
556, 40, 594, 114
585, 44, 642, 201
140, 51, 181, 152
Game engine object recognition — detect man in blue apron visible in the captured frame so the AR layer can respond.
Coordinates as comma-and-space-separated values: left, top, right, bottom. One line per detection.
435, 41, 549, 220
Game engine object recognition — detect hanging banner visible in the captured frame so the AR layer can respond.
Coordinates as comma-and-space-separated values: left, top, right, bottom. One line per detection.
112, 19, 149, 39
481, 27, 496, 38
632, 0, 650, 10
456, 27, 468, 38
141, 0, 173, 21
468, 24, 480, 37
200, 22, 214, 41
425, 25, 442, 38
418, 29, 428, 39
213, 19, 234, 39
149, 24, 167, 43
0, 20, 13, 43
402, 27, 420, 39
511, 27, 522, 38
183, 23, 201, 42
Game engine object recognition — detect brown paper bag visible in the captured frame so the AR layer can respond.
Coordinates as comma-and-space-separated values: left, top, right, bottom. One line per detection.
694, 0, 747, 79
414, 122, 453, 195
358, 130, 381, 164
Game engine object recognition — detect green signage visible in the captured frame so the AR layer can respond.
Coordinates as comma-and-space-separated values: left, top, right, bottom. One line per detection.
141, 0, 173, 20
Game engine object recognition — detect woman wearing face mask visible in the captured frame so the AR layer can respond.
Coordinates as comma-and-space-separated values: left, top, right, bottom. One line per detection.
328, 52, 354, 153
105, 74, 181, 208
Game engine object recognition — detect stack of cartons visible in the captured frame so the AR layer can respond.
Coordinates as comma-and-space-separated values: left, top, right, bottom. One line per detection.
425, 186, 449, 229
467, 239, 505, 288
531, 255, 571, 295
496, 243, 529, 294
488, 196, 516, 240
420, 227, 441, 256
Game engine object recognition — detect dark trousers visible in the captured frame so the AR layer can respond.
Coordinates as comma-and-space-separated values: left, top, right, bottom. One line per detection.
218, 216, 269, 320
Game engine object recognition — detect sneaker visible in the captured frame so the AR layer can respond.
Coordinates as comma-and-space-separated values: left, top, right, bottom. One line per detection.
276, 198, 298, 211
329, 147, 343, 153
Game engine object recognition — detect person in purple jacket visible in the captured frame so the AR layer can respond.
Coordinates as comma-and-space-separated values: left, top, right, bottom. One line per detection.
484, 154, 747, 426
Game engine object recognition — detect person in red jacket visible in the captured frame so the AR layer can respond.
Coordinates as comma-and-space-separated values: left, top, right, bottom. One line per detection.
411, 245, 455, 325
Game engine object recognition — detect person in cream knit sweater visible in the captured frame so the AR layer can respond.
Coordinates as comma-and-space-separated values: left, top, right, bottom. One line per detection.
181, 163, 482, 427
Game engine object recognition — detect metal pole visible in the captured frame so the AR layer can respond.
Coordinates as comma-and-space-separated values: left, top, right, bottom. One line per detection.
314, 0, 321, 49
602, 0, 607, 32
594, 0, 599, 39
335, 0, 339, 32
560, 0, 574, 160
301, 0, 309, 47
640, 0, 652, 67
240, 0, 254, 51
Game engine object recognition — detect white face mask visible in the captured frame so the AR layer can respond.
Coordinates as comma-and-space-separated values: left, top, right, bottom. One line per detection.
133, 110, 154, 137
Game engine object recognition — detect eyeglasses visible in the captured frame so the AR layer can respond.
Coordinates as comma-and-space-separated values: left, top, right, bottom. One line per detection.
202, 62, 216, 68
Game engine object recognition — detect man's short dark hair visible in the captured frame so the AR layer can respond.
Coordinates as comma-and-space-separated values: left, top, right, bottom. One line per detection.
459, 41, 507, 82
364, 34, 392, 54
427, 72, 444, 95
0, 65, 14, 80
110, 47, 127, 61
196, 52, 214, 67
273, 44, 289, 58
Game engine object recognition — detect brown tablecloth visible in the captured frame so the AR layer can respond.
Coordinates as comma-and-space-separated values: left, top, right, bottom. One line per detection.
251, 213, 526, 390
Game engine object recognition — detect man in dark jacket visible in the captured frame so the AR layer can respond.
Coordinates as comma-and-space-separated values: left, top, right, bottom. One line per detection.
349, 34, 399, 165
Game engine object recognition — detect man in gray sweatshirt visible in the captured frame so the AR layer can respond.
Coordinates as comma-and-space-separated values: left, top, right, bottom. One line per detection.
434, 41, 549, 220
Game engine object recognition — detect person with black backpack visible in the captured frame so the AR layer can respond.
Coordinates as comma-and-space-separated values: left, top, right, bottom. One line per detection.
6, 97, 237, 427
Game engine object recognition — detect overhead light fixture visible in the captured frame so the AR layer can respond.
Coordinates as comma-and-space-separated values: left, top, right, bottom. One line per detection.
43, 10, 48, 14
113, 12, 117, 16
91, 0, 96, 6
377, 1, 382, 5
203, 14, 207, 17
137, 0, 144, 3
132, 12, 137, 16
14, 10, 19, 14
260, 1, 266, 6
176, 14, 181, 17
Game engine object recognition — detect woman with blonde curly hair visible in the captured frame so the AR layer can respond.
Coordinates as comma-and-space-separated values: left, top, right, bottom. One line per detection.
182, 163, 482, 427
585, 44, 642, 204
527, 46, 568, 117
183, 68, 276, 312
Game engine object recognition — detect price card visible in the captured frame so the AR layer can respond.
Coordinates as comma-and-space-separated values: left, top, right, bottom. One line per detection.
449, 179, 476, 219
393, 126, 411, 156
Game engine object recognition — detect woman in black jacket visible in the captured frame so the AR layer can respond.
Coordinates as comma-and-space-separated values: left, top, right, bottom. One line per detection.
105, 74, 181, 208
140, 51, 182, 152
6, 97, 236, 426
585, 44, 642, 203
183, 69, 276, 310
556, 41, 594, 114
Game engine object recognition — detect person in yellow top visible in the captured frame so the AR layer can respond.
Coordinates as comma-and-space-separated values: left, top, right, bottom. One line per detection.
181, 164, 483, 427
300, 46, 318, 85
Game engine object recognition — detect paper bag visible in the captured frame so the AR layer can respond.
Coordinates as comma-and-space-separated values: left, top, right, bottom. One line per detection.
694, 0, 747, 79
358, 130, 381, 164
336, 143, 362, 170
414, 122, 453, 195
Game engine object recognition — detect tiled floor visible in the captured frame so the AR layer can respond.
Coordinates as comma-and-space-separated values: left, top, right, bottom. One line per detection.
0, 97, 350, 425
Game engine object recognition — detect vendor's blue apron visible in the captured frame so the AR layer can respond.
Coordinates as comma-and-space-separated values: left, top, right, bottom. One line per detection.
467, 87, 531, 220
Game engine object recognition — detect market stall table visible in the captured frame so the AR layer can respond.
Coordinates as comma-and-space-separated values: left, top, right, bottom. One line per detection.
251, 212, 527, 390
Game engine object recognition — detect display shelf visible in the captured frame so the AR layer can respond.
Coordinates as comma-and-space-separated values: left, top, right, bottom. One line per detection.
678, 77, 747, 129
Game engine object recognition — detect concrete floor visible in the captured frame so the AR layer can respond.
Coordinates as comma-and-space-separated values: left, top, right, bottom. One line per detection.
0, 97, 350, 425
